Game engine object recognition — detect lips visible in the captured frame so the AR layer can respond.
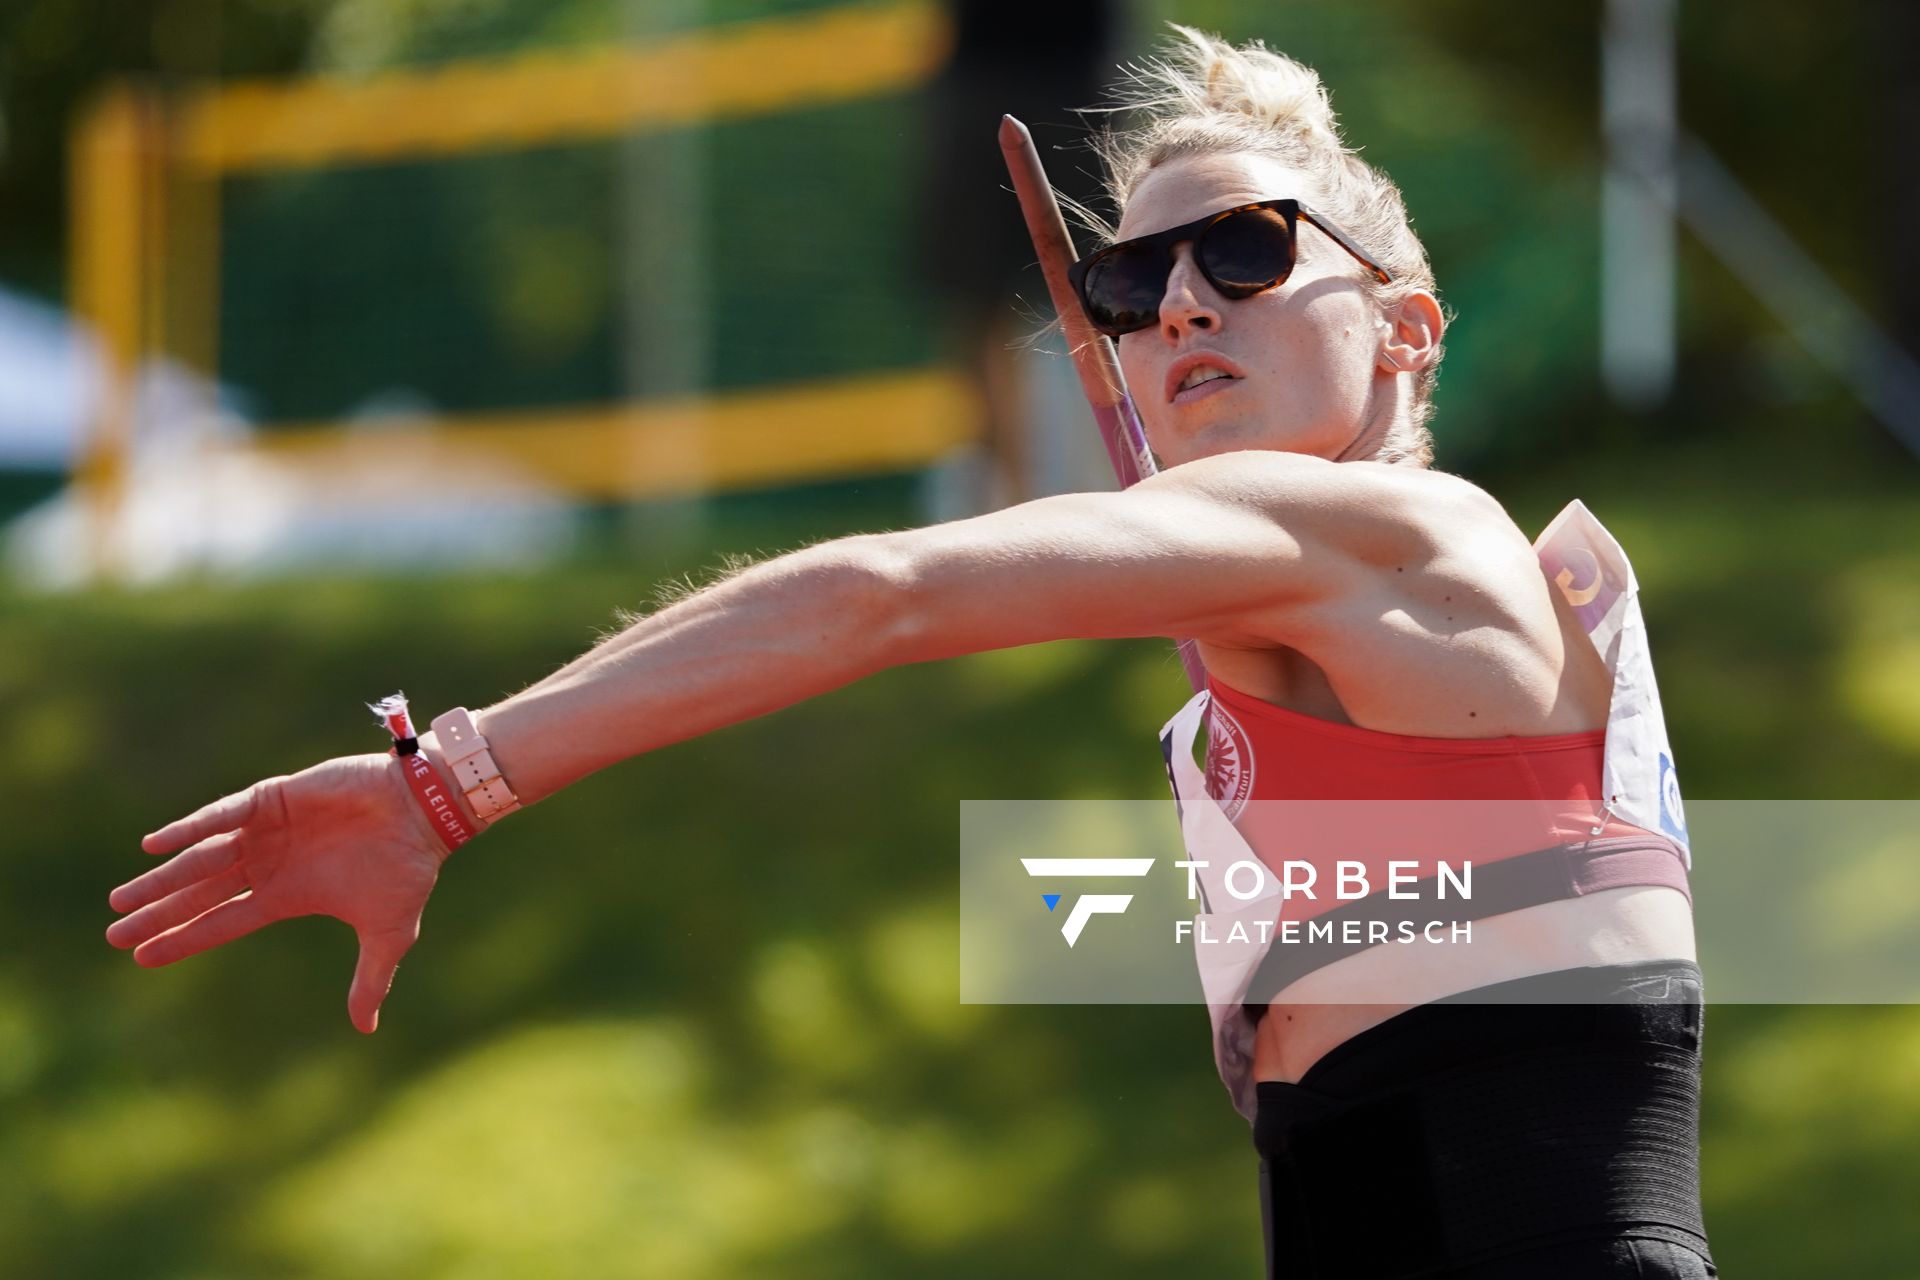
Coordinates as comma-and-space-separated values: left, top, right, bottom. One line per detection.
1165, 351, 1247, 404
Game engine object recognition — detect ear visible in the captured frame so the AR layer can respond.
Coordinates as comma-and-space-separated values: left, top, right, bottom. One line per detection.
1376, 289, 1443, 374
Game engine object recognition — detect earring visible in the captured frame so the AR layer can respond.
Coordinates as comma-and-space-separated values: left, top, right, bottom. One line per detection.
1381, 350, 1405, 371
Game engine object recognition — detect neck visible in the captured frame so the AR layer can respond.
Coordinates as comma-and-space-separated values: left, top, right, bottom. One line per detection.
1334, 370, 1417, 465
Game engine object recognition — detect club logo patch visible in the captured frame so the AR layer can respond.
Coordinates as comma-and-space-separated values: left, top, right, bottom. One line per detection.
1204, 702, 1256, 821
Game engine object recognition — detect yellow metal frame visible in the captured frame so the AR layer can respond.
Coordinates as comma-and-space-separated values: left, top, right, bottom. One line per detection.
67, 2, 970, 575
247, 368, 979, 501
70, 87, 159, 578
173, 2, 949, 175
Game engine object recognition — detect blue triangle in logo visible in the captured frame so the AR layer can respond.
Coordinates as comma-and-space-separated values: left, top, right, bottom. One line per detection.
1042, 893, 1061, 912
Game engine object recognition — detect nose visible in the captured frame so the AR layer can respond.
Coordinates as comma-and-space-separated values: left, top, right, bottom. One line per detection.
1158, 243, 1222, 341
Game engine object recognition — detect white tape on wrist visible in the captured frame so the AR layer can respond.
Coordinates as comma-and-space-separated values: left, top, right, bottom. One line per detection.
429, 706, 523, 825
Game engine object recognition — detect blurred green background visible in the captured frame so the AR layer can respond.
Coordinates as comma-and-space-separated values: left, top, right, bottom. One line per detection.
4, 0, 1919, 1276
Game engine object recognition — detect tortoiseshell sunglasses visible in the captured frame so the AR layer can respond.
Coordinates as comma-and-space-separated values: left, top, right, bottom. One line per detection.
1067, 198, 1392, 338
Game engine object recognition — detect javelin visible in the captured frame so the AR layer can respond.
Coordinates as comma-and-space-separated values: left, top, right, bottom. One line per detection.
998, 114, 1207, 693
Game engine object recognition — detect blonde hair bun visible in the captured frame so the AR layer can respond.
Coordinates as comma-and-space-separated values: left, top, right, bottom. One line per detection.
1145, 24, 1343, 149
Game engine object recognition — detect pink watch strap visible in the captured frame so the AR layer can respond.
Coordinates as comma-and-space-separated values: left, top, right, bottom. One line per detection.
430, 706, 522, 824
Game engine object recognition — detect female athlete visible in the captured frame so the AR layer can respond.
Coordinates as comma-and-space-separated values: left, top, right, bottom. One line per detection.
107, 27, 1714, 1279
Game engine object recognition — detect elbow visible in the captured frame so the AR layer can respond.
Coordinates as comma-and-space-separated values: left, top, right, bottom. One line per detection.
817, 533, 926, 675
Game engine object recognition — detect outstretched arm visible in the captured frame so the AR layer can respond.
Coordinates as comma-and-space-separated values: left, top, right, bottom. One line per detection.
475, 449, 1407, 805
109, 448, 1427, 1029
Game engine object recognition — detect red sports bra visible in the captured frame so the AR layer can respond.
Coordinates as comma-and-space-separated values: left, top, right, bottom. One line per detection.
1200, 676, 1693, 1013
1206, 675, 1620, 802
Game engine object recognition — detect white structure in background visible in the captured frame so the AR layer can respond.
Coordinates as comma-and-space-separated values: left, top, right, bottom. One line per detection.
0, 286, 99, 469
1600, 0, 1678, 409
0, 285, 582, 589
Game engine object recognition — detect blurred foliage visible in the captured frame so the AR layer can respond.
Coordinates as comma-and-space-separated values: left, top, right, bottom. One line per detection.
4, 441, 1920, 1277
0, 503, 1256, 1278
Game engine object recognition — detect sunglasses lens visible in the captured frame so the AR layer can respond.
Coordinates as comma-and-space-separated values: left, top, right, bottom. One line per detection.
1083, 244, 1168, 335
1200, 206, 1296, 296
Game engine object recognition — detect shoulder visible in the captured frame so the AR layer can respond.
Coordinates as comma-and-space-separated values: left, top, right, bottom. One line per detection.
1142, 450, 1519, 567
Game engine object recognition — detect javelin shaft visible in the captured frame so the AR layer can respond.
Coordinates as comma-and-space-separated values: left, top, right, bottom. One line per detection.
998, 114, 1207, 693
997, 115, 1159, 489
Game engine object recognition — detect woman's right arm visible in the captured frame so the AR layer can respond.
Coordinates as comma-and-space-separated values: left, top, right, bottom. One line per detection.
108, 448, 1428, 1031
469, 448, 1421, 806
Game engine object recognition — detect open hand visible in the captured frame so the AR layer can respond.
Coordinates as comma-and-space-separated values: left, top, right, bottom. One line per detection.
107, 753, 454, 1033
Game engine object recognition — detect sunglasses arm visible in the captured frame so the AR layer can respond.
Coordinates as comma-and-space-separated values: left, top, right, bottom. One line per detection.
997, 114, 1207, 694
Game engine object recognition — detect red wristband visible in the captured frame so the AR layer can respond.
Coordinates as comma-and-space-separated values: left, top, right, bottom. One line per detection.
369, 691, 476, 855
392, 746, 475, 853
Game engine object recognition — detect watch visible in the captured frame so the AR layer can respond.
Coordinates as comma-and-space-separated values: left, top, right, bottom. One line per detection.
429, 706, 523, 825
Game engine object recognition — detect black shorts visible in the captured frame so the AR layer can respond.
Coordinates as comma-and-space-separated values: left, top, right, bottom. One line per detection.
1253, 959, 1717, 1279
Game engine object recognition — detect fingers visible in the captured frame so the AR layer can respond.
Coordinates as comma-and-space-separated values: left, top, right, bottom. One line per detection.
105, 864, 250, 950
110, 830, 246, 915
131, 890, 280, 968
141, 780, 277, 858
348, 926, 419, 1035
